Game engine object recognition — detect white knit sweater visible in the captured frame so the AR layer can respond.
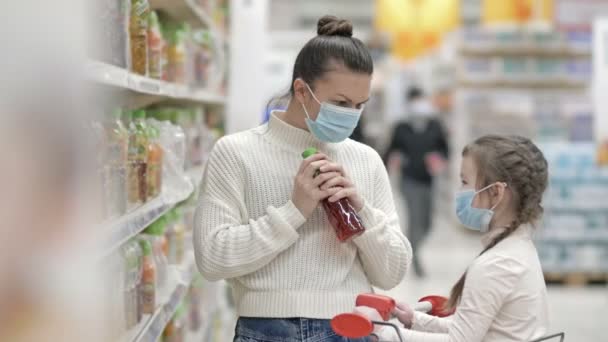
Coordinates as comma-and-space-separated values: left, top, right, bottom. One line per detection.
194, 113, 411, 319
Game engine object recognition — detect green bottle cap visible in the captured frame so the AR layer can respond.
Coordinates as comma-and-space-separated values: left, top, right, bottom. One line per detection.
149, 11, 160, 28
133, 109, 146, 119
138, 239, 153, 256
144, 216, 166, 235
302, 147, 318, 159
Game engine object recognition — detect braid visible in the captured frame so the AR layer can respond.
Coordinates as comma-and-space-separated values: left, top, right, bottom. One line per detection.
445, 135, 548, 313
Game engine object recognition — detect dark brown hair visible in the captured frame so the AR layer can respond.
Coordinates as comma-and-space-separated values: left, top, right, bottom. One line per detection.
445, 135, 549, 311
289, 15, 373, 95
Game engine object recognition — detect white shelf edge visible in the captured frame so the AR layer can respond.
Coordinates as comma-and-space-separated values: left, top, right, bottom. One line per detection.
86, 61, 226, 105
101, 172, 197, 258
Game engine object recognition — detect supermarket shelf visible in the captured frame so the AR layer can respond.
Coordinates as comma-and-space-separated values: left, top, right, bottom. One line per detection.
458, 79, 589, 90
537, 237, 608, 244
86, 61, 226, 105
150, 0, 226, 44
102, 173, 197, 256
131, 257, 197, 342
460, 46, 591, 58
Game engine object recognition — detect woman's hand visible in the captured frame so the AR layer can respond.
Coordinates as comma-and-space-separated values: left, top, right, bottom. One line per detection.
292, 153, 341, 218
318, 162, 364, 212
393, 301, 414, 329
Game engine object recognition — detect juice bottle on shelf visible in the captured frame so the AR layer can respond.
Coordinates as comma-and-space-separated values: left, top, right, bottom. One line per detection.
147, 11, 163, 79
138, 239, 157, 314
166, 301, 187, 342
129, 0, 150, 75
133, 240, 144, 323
181, 23, 196, 86
174, 208, 186, 263
301, 148, 365, 242
127, 110, 149, 209
164, 212, 177, 265
188, 276, 203, 331
122, 241, 140, 328
142, 217, 168, 296
192, 108, 205, 166
165, 209, 185, 265
167, 28, 186, 83
146, 124, 163, 199
103, 109, 129, 218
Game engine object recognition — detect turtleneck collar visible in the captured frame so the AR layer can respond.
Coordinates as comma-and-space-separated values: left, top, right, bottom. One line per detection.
262, 111, 337, 154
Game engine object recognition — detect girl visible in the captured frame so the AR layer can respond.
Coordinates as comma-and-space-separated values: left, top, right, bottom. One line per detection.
361, 135, 550, 342
194, 15, 411, 342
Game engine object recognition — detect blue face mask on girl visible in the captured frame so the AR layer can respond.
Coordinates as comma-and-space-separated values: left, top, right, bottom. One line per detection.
301, 84, 363, 143
455, 183, 506, 233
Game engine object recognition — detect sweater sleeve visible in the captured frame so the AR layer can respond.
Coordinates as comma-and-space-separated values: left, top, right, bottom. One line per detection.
193, 138, 306, 281
352, 149, 412, 290
412, 312, 452, 333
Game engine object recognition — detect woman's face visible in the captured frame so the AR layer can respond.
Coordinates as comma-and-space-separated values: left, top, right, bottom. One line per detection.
294, 65, 372, 121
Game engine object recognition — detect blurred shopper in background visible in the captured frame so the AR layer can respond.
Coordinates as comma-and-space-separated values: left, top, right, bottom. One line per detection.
385, 87, 449, 277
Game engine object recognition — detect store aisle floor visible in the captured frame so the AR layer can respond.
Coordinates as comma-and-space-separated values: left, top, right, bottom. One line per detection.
378, 184, 607, 341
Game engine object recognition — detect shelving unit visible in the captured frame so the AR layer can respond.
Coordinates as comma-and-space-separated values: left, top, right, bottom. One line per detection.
89, 0, 234, 339
119, 255, 197, 342
101, 168, 203, 257
454, 26, 607, 281
86, 61, 226, 105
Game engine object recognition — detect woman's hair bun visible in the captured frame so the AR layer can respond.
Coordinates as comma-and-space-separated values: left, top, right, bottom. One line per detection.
317, 15, 353, 37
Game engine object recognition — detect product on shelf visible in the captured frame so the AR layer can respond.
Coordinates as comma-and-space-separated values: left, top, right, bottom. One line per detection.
301, 148, 366, 242
193, 30, 213, 88
129, 0, 150, 75
163, 300, 187, 342
165, 209, 186, 265
148, 11, 164, 80
147, 124, 164, 199
188, 276, 203, 332
182, 24, 197, 86
123, 240, 143, 329
166, 27, 187, 84
127, 110, 149, 209
138, 239, 157, 314
101, 109, 129, 219
142, 217, 169, 296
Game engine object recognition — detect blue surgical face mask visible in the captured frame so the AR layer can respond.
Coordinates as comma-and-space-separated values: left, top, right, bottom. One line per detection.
455, 183, 504, 233
301, 84, 363, 143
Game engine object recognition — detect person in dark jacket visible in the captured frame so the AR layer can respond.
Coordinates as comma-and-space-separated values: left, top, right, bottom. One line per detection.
385, 87, 449, 277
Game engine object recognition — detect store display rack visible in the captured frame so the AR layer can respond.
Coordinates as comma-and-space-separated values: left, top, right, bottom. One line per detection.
120, 255, 197, 342
102, 168, 203, 257
86, 61, 226, 105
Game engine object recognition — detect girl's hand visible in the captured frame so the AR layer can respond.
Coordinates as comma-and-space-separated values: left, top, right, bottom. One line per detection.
393, 301, 414, 329
292, 153, 341, 218
318, 162, 364, 212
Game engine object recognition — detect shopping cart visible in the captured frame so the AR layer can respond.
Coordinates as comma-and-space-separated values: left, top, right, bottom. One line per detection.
330, 294, 565, 342
331, 293, 452, 342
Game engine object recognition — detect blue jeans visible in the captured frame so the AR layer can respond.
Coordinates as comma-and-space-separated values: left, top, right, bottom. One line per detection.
234, 317, 372, 342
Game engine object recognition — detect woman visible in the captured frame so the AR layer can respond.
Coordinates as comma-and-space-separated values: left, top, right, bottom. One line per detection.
194, 15, 411, 341
360, 135, 550, 342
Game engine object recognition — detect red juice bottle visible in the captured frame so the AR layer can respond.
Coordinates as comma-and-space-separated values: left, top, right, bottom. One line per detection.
302, 148, 365, 242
